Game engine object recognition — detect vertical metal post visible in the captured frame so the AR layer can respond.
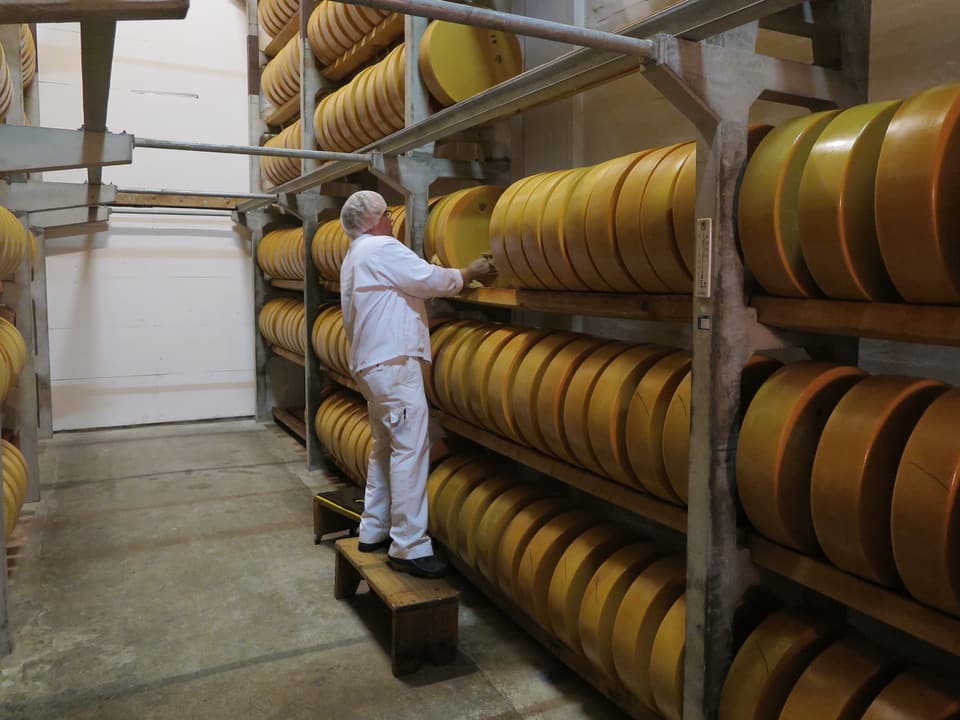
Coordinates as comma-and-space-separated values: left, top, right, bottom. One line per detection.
247, 0, 267, 195
0, 25, 25, 129
0, 430, 9, 657
30, 227, 51, 439
300, 193, 327, 470
403, 14, 432, 255
249, 213, 274, 421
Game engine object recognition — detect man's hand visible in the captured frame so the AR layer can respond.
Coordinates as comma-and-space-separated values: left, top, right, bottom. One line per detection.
461, 256, 498, 287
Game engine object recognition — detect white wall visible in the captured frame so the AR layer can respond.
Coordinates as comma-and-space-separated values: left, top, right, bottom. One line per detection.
38, 0, 256, 430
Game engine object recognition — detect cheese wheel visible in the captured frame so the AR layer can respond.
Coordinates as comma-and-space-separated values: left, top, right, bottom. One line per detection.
739, 111, 839, 297
672, 149, 697, 277
797, 101, 902, 301
640, 143, 695, 293
502, 172, 555, 289
587, 344, 673, 485
891, 389, 960, 615
861, 669, 960, 720
519, 170, 572, 290
465, 327, 519, 427
445, 325, 498, 420
779, 636, 901, 720
497, 497, 571, 597
432, 322, 482, 412
434, 185, 504, 269
426, 453, 480, 535
662, 370, 693, 504
540, 167, 593, 291
488, 174, 540, 288
578, 542, 666, 679
649, 594, 685, 720
510, 332, 577, 447
811, 375, 947, 586
433, 462, 502, 545
737, 362, 865, 553
424, 193, 454, 263
583, 152, 650, 291
718, 610, 838, 720
515, 511, 596, 627
486, 329, 551, 438
427, 320, 473, 406
564, 163, 616, 291
562, 342, 631, 472
454, 475, 516, 565
475, 484, 544, 583
875, 84, 960, 303
385, 45, 406, 124
611, 555, 686, 709
418, 21, 522, 107
625, 351, 692, 500
546, 524, 631, 650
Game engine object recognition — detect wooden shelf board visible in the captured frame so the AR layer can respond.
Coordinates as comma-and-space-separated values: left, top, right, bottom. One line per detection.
270, 345, 305, 367
263, 11, 299, 58
322, 13, 404, 82
113, 191, 244, 210
265, 92, 301, 128
749, 535, 960, 657
321, 364, 360, 393
272, 406, 306, 441
437, 412, 687, 535
270, 278, 305, 291
0, 1, 188, 22
453, 287, 693, 322
752, 296, 960, 346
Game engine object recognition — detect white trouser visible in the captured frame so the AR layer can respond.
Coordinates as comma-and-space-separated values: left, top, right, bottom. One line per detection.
355, 356, 433, 560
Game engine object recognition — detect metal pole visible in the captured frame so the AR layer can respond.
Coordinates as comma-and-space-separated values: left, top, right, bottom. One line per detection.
106, 207, 235, 217
339, 0, 656, 58
132, 137, 371, 163
116, 187, 276, 200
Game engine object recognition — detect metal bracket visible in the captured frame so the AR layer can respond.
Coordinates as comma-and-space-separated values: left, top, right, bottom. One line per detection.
0, 127, 133, 175
28, 206, 110, 230
0, 181, 117, 213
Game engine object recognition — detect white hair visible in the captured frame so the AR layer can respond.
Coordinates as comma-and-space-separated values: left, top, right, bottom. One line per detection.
340, 190, 387, 238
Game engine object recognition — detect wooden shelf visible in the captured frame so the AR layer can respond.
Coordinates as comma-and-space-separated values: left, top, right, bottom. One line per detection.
263, 11, 299, 58
452, 287, 693, 323
752, 296, 960, 346
271, 278, 305, 291
272, 406, 306, 441
436, 412, 687, 535
322, 13, 404, 82
321, 364, 360, 393
270, 345, 305, 366
265, 92, 301, 128
749, 535, 960, 657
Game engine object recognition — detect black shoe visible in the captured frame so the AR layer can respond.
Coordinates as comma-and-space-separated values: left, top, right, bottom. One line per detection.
358, 538, 391, 553
388, 554, 448, 579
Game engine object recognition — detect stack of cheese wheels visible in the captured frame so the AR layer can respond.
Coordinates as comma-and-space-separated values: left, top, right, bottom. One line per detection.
19, 25, 34, 90
418, 20, 522, 108
0, 42, 13, 122
261, 120, 302, 187
2, 439, 28, 540
307, 1, 391, 66
424, 186, 504, 268
258, 0, 299, 40
862, 668, 960, 719
314, 44, 405, 152
311, 305, 351, 376
312, 218, 350, 282
0, 316, 26, 402
262, 34, 302, 109
258, 298, 306, 356
314, 390, 371, 485
0, 207, 27, 278
257, 227, 305, 280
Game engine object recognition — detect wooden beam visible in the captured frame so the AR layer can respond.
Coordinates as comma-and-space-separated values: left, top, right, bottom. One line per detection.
0, 1, 189, 23
113, 191, 244, 210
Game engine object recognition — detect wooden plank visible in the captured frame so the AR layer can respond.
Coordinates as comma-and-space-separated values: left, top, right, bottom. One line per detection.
113, 191, 245, 210
322, 12, 404, 82
263, 9, 299, 57
453, 287, 693, 322
749, 535, 960, 657
437, 412, 688, 535
270, 345, 305, 366
752, 296, 960, 347
270, 278, 305, 291
265, 91, 301, 128
271, 406, 306, 441
0, 1, 188, 23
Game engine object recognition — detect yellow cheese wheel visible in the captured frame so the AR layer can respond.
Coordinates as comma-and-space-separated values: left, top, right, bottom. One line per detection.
562, 342, 630, 472
515, 511, 595, 627
662, 370, 693, 504
649, 594, 685, 720
434, 185, 504, 269
611, 555, 686, 709
875, 84, 960, 303
423, 193, 454, 265
797, 101, 902, 301
540, 168, 593, 291
564, 163, 616, 291
431, 322, 480, 412
578, 542, 666, 679
640, 143, 695, 293
486, 329, 550, 438
418, 21, 522, 107
891, 388, 960, 615
427, 320, 473, 406
510, 332, 577, 447
432, 462, 502, 545
519, 170, 572, 289
811, 375, 947, 586
861, 669, 960, 720
546, 524, 631, 650
444, 325, 498, 420
587, 345, 673, 485
385, 45, 406, 124
739, 110, 840, 297
426, 452, 480, 535
625, 351, 692, 500
737, 362, 865, 553
465, 327, 518, 426
718, 610, 838, 720
488, 174, 540, 287
455, 475, 516, 567
583, 152, 650, 291
475, 484, 544, 583
672, 149, 697, 277
497, 497, 570, 597
502, 172, 555, 288
779, 636, 901, 720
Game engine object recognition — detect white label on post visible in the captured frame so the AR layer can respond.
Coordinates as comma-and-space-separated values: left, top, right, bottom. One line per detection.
695, 218, 713, 299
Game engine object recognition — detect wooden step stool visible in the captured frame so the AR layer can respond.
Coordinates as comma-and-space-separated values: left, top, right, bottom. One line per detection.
334, 537, 459, 676
313, 489, 363, 543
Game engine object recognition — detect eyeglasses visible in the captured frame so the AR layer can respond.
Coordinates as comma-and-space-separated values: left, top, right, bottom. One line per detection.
381, 209, 392, 221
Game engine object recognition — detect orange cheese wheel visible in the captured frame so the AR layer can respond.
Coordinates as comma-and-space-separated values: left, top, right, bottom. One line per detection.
662, 370, 693, 504
672, 149, 697, 277
611, 555, 686, 709
488, 174, 539, 288
811, 375, 947, 586
625, 351, 692, 500
510, 332, 577, 447
475, 484, 544, 583
546, 524, 631, 650
738, 110, 839, 297
503, 172, 554, 288
496, 497, 570, 597
519, 170, 572, 290
464, 327, 518, 426
587, 344, 673, 485
426, 453, 480, 535
561, 342, 630, 472
486, 329, 550, 438
432, 462, 502, 545
875, 84, 960, 303
540, 167, 593, 291
454, 475, 516, 565
649, 594, 686, 720
797, 101, 902, 301
578, 542, 665, 680
862, 669, 960, 720
779, 636, 901, 720
515, 511, 595, 627
640, 143, 695, 293
891, 388, 960, 615
564, 163, 616, 291
737, 362, 865, 553
718, 610, 838, 720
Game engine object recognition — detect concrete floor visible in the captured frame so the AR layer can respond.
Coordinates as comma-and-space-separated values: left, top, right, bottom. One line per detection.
0, 420, 621, 719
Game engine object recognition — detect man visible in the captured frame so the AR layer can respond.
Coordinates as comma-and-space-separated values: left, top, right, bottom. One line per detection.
339, 190, 496, 578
